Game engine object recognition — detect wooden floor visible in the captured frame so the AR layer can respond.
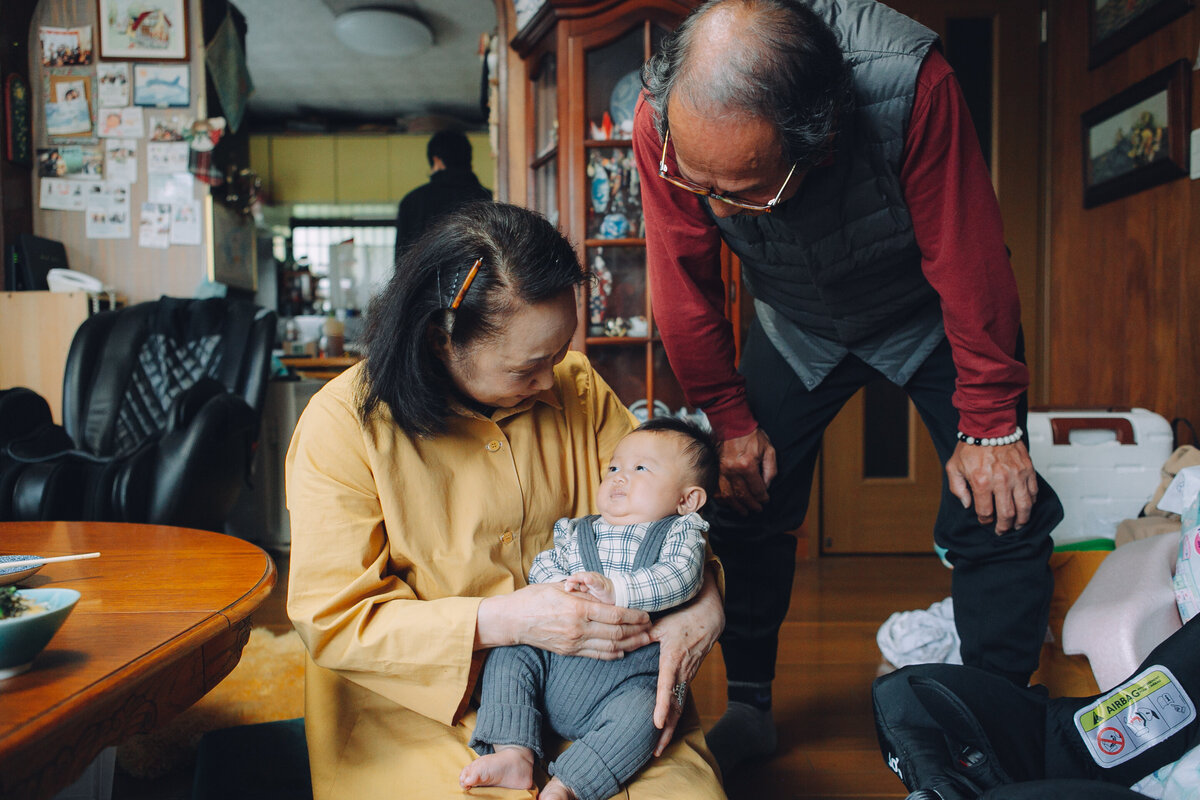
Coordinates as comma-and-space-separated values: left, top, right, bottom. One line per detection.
113, 550, 954, 800
692, 554, 952, 800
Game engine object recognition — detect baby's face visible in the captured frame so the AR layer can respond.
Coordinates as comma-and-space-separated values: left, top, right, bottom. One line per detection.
597, 431, 696, 525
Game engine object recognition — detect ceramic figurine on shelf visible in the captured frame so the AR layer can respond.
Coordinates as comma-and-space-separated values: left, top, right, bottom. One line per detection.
600, 213, 629, 239
589, 250, 612, 335
589, 154, 611, 216
604, 317, 630, 337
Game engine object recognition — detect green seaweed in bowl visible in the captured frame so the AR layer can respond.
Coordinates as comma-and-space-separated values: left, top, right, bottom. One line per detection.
0, 586, 31, 619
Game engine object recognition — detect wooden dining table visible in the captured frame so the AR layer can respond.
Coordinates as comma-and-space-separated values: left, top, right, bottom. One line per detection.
0, 521, 276, 800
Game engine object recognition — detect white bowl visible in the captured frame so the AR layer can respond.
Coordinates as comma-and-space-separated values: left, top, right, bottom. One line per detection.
0, 588, 80, 679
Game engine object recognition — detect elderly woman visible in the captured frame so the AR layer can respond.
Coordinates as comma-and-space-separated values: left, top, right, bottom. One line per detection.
285, 202, 726, 799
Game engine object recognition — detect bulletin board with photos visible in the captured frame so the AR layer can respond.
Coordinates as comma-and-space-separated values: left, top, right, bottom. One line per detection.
32, 2, 220, 255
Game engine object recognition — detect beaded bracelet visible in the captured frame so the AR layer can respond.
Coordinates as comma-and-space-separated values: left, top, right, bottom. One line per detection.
956, 426, 1023, 447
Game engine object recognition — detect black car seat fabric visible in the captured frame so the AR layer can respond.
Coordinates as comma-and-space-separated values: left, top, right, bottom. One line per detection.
873, 616, 1200, 800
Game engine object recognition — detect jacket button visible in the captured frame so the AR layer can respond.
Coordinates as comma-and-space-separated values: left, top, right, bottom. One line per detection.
486, 440, 502, 452
499, 530, 514, 544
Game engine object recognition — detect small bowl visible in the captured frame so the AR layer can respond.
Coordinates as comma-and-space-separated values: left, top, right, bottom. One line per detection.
0, 588, 80, 679
0, 555, 43, 587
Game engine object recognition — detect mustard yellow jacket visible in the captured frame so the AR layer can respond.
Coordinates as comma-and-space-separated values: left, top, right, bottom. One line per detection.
286, 352, 724, 799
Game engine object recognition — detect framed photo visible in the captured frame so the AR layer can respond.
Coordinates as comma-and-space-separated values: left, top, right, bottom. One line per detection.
1087, 0, 1193, 68
46, 74, 94, 138
1081, 60, 1190, 208
96, 0, 190, 61
5, 74, 32, 167
133, 64, 189, 107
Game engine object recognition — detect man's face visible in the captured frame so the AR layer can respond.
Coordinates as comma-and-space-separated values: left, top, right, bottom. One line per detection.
663, 97, 801, 218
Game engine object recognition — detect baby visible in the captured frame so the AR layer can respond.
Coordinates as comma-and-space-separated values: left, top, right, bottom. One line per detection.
460, 415, 719, 800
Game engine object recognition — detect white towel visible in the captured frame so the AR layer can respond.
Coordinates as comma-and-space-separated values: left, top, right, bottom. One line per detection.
876, 597, 963, 667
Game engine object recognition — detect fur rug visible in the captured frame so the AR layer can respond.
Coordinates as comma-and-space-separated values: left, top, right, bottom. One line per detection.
116, 627, 306, 779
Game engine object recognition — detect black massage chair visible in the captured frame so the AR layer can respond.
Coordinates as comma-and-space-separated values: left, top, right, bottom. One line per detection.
0, 296, 275, 532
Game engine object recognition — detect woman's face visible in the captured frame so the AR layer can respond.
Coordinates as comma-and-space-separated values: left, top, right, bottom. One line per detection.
437, 288, 577, 409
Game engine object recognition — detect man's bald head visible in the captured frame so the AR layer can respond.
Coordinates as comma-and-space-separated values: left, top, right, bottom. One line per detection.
643, 0, 852, 170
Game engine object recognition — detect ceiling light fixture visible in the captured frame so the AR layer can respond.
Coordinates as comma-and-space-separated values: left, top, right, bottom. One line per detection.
333, 8, 433, 58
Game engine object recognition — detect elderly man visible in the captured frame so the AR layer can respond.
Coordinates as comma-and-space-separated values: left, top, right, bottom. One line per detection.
633, 0, 1064, 776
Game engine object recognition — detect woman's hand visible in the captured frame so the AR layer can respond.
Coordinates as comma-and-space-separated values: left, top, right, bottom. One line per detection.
649, 565, 725, 755
476, 582, 651, 659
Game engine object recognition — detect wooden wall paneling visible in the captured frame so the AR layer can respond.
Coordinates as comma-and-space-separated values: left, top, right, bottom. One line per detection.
1045, 0, 1198, 435
29, 0, 210, 304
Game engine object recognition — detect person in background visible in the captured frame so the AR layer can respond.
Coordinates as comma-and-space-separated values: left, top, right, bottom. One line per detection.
633, 0, 1064, 776
393, 129, 492, 263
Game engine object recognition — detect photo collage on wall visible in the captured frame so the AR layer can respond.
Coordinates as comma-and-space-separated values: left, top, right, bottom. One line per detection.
35, 3, 214, 249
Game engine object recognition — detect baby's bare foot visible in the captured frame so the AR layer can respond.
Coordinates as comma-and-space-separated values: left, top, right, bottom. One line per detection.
459, 745, 535, 792
540, 777, 577, 800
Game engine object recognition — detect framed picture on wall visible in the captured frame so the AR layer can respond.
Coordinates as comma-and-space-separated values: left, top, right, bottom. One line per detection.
96, 0, 190, 61
1087, 0, 1193, 68
1081, 59, 1190, 208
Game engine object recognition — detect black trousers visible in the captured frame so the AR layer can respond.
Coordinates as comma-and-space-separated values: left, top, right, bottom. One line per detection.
711, 322, 1064, 686
873, 616, 1200, 799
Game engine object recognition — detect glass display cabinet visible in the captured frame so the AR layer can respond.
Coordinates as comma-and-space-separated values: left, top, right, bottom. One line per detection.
512, 0, 742, 419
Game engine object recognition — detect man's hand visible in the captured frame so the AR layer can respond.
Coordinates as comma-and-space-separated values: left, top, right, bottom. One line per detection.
717, 428, 778, 514
563, 571, 616, 605
946, 440, 1039, 534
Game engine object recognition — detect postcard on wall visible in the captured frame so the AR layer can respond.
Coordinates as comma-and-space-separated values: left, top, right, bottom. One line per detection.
169, 199, 202, 245
39, 177, 88, 211
147, 111, 191, 141
104, 138, 138, 183
40, 25, 93, 66
138, 202, 172, 248
97, 62, 130, 106
98, 106, 144, 138
133, 64, 190, 107
45, 97, 93, 137
37, 145, 103, 180
86, 184, 131, 239
146, 141, 188, 173
147, 171, 193, 204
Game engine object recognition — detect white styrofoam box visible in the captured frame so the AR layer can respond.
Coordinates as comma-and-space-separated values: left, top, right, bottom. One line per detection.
1028, 408, 1174, 544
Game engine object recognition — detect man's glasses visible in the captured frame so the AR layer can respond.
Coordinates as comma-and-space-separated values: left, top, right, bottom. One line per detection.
658, 129, 797, 213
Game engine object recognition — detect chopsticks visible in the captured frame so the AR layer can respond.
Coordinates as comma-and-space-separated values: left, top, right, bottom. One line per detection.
1, 552, 101, 571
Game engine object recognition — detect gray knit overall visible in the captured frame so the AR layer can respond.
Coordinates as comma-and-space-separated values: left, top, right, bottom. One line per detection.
469, 515, 679, 800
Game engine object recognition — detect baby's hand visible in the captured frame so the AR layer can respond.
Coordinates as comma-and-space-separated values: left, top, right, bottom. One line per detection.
563, 571, 616, 605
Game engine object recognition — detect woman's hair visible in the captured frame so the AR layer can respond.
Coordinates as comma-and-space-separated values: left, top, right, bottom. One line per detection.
635, 416, 721, 500
642, 0, 854, 171
358, 201, 586, 436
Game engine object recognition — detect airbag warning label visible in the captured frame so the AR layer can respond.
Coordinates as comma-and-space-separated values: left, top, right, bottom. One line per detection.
1074, 666, 1195, 768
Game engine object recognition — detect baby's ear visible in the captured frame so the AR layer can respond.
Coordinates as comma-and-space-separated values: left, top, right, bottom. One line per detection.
676, 486, 706, 515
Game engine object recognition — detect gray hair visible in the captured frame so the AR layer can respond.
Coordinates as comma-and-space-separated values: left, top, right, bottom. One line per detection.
642, 0, 854, 170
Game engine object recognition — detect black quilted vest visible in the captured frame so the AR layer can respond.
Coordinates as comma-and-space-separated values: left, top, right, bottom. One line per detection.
712, 0, 939, 345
